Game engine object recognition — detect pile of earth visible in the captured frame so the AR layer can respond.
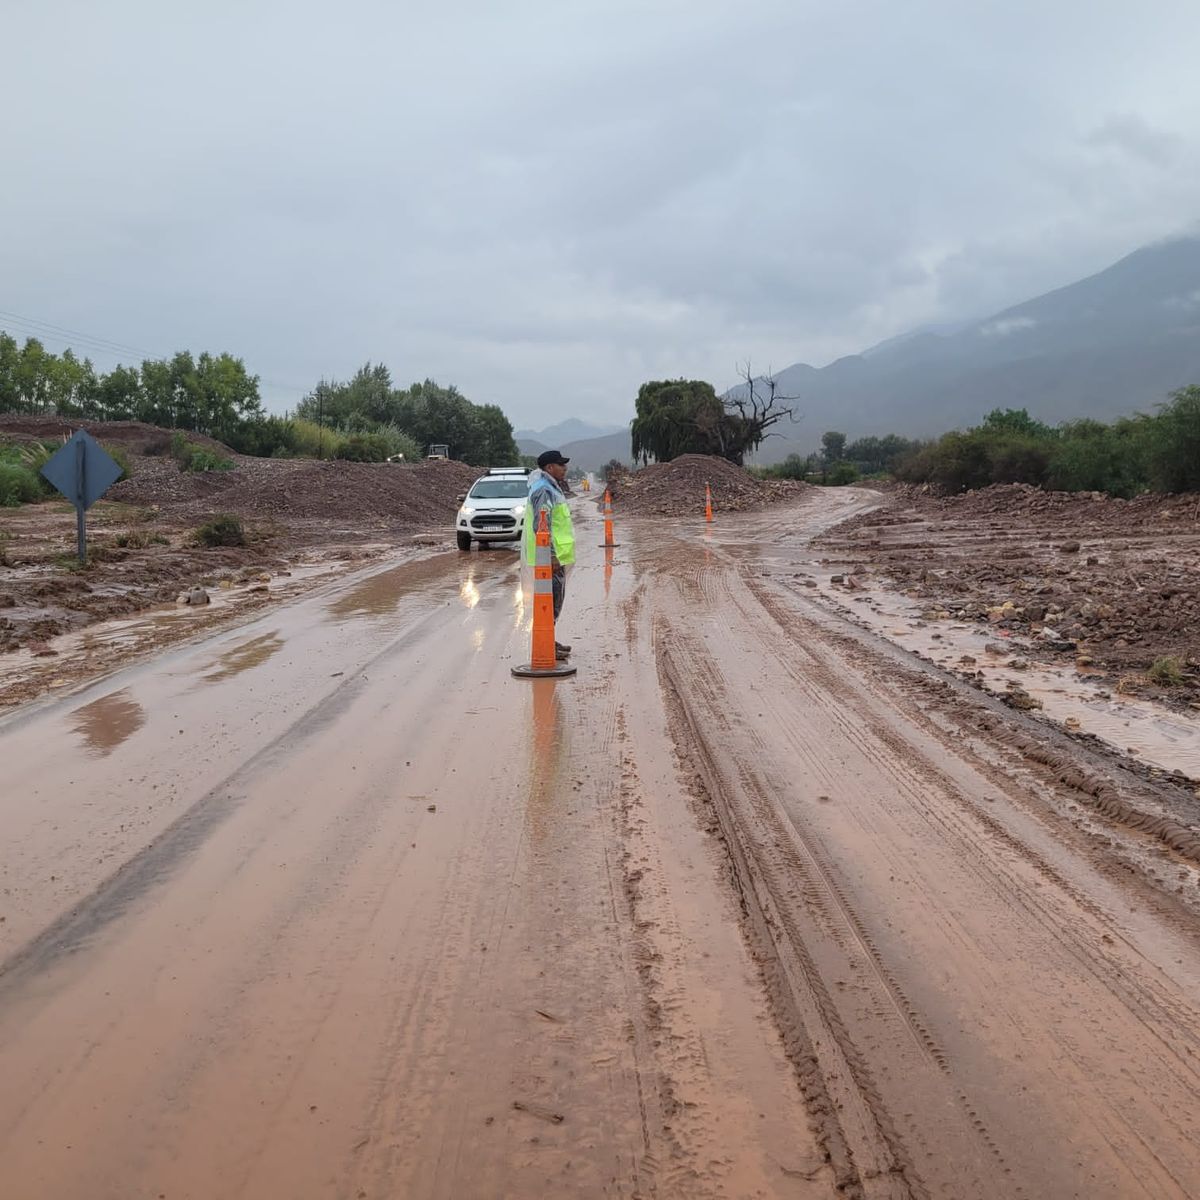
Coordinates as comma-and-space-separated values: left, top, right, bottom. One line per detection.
820, 483, 1200, 691
0, 414, 235, 457
609, 454, 809, 517
898, 481, 1200, 529
168, 458, 483, 525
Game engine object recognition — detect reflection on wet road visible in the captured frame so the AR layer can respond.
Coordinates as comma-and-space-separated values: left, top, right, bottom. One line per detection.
68, 688, 146, 756
199, 631, 285, 685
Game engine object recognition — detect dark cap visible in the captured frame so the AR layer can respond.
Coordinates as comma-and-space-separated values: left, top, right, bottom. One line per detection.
537, 449, 570, 468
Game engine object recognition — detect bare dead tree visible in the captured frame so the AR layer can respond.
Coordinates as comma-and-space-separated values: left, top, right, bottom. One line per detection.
724, 360, 801, 464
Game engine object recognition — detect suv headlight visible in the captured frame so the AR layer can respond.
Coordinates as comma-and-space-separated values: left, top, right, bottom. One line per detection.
460, 505, 476, 515
513, 503, 526, 515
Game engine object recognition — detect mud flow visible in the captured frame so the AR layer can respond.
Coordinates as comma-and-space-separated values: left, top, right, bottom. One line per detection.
1, 493, 1199, 1199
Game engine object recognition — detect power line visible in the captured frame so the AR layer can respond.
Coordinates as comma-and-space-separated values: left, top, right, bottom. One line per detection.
0, 310, 159, 364
0, 307, 312, 403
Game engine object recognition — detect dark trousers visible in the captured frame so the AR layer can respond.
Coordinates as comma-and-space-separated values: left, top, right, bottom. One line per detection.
552, 564, 565, 622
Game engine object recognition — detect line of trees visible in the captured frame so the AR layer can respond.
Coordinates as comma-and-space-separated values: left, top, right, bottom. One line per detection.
0, 333, 520, 467
761, 431, 921, 485
296, 365, 518, 466
0, 333, 263, 439
892, 388, 1200, 496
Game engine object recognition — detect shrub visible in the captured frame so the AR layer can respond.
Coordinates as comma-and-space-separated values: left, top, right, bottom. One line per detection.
0, 462, 45, 506
370, 424, 422, 462
172, 432, 233, 473
195, 514, 246, 547
223, 415, 306, 459
824, 461, 860, 486
1142, 386, 1200, 493
1148, 656, 1185, 686
100, 442, 131, 482
289, 419, 344, 459
771, 453, 812, 481
335, 433, 391, 462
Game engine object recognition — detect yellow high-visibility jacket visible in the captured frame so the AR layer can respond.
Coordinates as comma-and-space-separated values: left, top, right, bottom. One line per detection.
523, 470, 576, 566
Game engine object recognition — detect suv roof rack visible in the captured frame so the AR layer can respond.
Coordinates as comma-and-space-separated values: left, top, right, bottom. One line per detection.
485, 466, 529, 475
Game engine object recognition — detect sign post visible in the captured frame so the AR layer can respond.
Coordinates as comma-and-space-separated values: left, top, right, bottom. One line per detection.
39, 430, 125, 564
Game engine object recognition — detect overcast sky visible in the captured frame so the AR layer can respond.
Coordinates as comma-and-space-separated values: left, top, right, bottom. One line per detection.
3, 0, 1199, 431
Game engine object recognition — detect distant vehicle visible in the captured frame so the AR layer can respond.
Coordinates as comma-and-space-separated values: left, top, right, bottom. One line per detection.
386, 453, 406, 463
427, 444, 450, 460
455, 470, 529, 551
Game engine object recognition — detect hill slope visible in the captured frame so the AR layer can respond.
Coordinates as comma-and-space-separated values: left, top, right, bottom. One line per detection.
732, 235, 1200, 463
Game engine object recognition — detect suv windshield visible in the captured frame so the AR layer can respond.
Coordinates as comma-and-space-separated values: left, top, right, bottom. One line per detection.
469, 479, 527, 500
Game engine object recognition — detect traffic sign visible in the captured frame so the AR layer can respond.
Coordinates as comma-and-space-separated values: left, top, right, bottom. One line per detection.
40, 430, 125, 563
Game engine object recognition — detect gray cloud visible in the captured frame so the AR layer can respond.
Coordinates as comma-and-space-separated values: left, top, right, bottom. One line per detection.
3, 0, 1199, 429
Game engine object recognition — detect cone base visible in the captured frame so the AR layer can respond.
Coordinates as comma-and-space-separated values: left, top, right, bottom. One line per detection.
511, 662, 578, 679
598, 542, 621, 548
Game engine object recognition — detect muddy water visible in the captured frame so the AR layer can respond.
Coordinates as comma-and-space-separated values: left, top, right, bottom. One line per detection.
2, 494, 1200, 1198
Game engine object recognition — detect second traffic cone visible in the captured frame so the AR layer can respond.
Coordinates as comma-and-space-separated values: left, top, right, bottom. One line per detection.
512, 510, 576, 679
705, 483, 713, 523
599, 488, 620, 548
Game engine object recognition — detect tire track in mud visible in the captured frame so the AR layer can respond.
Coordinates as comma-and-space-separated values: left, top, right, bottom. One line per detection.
741, 572, 1200, 1086
657, 637, 927, 1200
754, 574, 1200, 915
765, 575, 1200, 869
648, 527, 1200, 1197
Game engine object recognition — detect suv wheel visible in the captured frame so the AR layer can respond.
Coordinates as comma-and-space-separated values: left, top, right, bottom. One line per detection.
456, 531, 472, 551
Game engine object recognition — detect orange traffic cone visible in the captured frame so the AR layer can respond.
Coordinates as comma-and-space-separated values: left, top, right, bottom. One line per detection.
599, 488, 620, 548
512, 510, 576, 679
705, 483, 713, 523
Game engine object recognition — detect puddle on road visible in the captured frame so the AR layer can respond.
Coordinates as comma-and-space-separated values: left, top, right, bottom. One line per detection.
69, 688, 146, 756
813, 578, 1200, 779
199, 631, 285, 685
326, 552, 518, 623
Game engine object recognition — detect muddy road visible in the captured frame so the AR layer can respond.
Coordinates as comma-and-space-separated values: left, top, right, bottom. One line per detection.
2, 494, 1199, 1199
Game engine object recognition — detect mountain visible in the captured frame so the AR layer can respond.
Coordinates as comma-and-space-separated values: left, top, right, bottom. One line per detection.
515, 419, 632, 469
514, 418, 626, 446
731, 235, 1200, 464
559, 429, 634, 472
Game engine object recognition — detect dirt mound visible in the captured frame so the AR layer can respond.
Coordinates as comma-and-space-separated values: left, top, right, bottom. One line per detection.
612, 454, 809, 517
167, 458, 484, 526
821, 483, 1200, 690
0, 414, 236, 457
900, 481, 1200, 529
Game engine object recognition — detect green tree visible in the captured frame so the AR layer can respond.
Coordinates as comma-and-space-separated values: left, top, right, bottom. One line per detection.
1142, 386, 1200, 493
137, 358, 175, 427
470, 402, 520, 465
632, 370, 796, 466
0, 333, 21, 411
821, 430, 847, 463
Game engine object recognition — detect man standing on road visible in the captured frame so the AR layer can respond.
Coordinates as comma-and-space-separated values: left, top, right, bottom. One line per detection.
525, 450, 576, 661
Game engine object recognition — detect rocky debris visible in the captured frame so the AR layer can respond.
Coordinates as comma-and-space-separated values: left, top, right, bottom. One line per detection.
178, 587, 210, 606
1003, 685, 1043, 711
819, 482, 1200, 700
611, 454, 810, 517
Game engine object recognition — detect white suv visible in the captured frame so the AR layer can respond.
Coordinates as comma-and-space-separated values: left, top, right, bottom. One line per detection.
456, 469, 529, 551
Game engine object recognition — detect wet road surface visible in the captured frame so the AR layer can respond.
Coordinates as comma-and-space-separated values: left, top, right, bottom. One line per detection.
2, 495, 1199, 1198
